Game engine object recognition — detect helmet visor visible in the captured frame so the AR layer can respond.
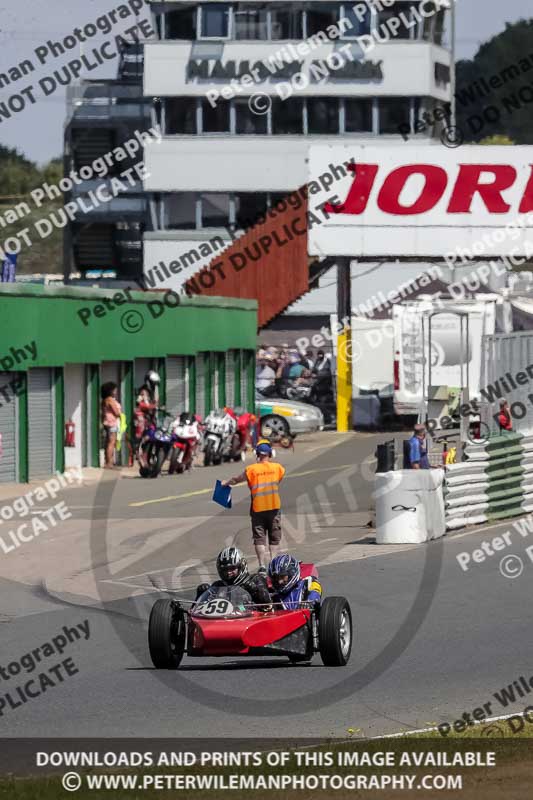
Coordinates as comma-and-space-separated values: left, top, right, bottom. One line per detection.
221, 565, 240, 583
272, 572, 290, 590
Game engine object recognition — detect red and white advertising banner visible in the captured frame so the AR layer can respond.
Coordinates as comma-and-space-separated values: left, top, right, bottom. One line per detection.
308, 145, 533, 260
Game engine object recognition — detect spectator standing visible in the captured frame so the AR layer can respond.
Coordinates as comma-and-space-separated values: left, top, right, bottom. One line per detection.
279, 353, 293, 380
313, 350, 331, 376
133, 371, 160, 445
1, 253, 17, 282
302, 349, 315, 370
288, 353, 305, 380
498, 399, 513, 432
101, 382, 122, 469
405, 424, 430, 469
256, 356, 276, 393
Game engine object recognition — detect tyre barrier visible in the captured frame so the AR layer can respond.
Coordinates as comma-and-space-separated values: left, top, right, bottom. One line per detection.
444, 433, 533, 530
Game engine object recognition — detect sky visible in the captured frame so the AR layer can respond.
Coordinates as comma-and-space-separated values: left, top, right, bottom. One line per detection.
0, 0, 532, 164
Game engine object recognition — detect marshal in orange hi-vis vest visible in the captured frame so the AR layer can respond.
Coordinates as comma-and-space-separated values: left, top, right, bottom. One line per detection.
245, 462, 286, 513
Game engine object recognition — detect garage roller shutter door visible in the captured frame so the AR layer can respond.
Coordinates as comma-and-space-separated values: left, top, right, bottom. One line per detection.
166, 357, 186, 416
225, 352, 235, 409
196, 355, 205, 417
101, 362, 121, 388
205, 353, 214, 413
134, 359, 151, 394
240, 352, 249, 411
28, 368, 55, 479
0, 374, 17, 483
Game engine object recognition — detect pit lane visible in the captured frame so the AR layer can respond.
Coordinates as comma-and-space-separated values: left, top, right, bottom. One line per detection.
0, 431, 531, 741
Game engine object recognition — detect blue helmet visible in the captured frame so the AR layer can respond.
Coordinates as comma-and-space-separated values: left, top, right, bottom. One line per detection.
268, 554, 300, 594
256, 441, 272, 457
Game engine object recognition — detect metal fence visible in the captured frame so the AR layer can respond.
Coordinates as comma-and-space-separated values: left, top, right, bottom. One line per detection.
481, 332, 533, 436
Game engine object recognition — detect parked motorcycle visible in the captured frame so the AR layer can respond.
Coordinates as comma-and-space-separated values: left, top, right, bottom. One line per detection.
227, 410, 257, 461
285, 383, 312, 402
138, 410, 175, 478
168, 413, 200, 474
203, 409, 237, 466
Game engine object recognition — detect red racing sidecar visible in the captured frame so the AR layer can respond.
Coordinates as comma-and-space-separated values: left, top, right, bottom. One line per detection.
148, 564, 352, 668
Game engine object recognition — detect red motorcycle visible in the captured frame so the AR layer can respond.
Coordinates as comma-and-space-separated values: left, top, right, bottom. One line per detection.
225, 408, 257, 462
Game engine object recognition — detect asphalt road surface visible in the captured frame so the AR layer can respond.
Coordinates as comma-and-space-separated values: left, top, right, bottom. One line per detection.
1, 431, 532, 741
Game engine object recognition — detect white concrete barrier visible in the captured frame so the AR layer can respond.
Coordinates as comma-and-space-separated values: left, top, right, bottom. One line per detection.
374, 470, 446, 544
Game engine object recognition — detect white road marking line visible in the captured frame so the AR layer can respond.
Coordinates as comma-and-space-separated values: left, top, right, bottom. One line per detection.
290, 464, 353, 478
318, 543, 419, 566
130, 488, 212, 507
321, 518, 533, 566
372, 710, 531, 739
448, 521, 518, 539
130, 464, 354, 507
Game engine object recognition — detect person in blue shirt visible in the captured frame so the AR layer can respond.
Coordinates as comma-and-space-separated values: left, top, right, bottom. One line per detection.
1, 253, 17, 282
406, 424, 431, 469
268, 554, 322, 610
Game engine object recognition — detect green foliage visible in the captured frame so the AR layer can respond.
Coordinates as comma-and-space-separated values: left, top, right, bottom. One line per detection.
479, 135, 515, 145
0, 158, 40, 196
41, 158, 63, 188
0, 144, 36, 171
456, 18, 533, 144
0, 145, 63, 274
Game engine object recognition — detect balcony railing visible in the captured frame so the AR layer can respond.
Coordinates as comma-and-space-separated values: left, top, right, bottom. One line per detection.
67, 82, 150, 122
74, 196, 147, 218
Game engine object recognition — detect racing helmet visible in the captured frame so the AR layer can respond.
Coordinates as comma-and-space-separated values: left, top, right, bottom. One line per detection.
179, 411, 192, 425
216, 546, 248, 586
145, 370, 160, 388
268, 554, 300, 595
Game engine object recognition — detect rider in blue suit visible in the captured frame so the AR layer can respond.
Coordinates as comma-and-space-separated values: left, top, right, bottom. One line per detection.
268, 554, 322, 610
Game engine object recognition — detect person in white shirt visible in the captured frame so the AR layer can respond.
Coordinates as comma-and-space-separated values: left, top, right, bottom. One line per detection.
256, 357, 276, 392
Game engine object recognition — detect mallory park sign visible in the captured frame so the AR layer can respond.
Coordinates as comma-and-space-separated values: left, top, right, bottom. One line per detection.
186, 58, 384, 83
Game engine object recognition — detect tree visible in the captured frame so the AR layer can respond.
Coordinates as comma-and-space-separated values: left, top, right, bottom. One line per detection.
0, 146, 63, 273
41, 158, 63, 187
0, 146, 40, 196
456, 19, 533, 144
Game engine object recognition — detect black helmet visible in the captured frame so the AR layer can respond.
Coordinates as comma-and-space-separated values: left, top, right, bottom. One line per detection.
216, 546, 248, 585
179, 411, 192, 425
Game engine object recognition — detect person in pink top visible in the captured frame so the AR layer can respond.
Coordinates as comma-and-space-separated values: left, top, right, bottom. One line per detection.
101, 382, 122, 468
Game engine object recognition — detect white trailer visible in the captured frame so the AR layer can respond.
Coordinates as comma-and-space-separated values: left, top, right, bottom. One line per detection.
333, 296, 512, 425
